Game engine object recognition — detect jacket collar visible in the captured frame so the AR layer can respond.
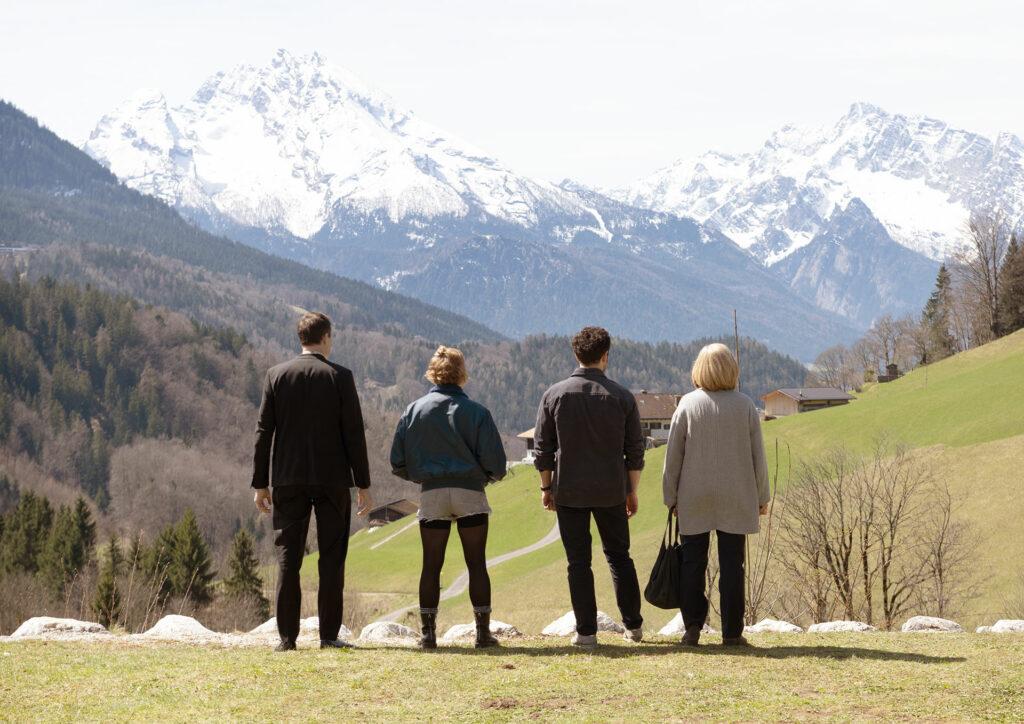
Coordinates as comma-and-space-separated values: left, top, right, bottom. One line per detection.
571, 366, 607, 380
299, 351, 327, 361
431, 384, 467, 397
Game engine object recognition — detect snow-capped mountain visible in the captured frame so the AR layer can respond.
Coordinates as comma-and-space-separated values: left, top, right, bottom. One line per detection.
615, 102, 1024, 265
84, 49, 607, 248
84, 50, 861, 359
772, 199, 939, 329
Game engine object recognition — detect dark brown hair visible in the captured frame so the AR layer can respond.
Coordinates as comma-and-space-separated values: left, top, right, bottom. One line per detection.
572, 326, 611, 365
297, 312, 332, 346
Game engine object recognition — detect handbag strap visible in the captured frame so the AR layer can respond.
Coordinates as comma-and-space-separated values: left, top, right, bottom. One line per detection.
662, 510, 677, 548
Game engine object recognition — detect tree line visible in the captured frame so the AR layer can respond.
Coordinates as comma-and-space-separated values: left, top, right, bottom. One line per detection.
0, 481, 268, 634
808, 211, 1024, 389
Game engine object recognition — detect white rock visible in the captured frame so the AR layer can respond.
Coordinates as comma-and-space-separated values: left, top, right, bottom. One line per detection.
11, 617, 110, 640
358, 621, 417, 642
976, 625, 992, 633
142, 615, 219, 640
249, 618, 278, 635
248, 616, 352, 640
900, 616, 963, 633
807, 621, 877, 633
541, 611, 626, 637
981, 619, 1024, 633
440, 620, 521, 642
656, 613, 718, 636
744, 618, 803, 634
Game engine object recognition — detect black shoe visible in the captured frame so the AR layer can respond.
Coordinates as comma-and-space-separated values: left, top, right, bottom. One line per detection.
722, 635, 750, 647
274, 640, 297, 652
474, 609, 499, 649
320, 639, 353, 649
681, 626, 701, 647
420, 611, 437, 650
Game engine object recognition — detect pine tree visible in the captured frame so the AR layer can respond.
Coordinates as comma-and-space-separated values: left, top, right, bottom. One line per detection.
0, 491, 53, 574
170, 509, 215, 605
998, 237, 1024, 335
223, 529, 269, 619
38, 498, 94, 597
921, 264, 957, 362
92, 536, 122, 628
142, 523, 178, 600
0, 473, 19, 515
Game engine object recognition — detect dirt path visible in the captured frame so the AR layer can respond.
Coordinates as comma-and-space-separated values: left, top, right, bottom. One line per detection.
380, 522, 561, 622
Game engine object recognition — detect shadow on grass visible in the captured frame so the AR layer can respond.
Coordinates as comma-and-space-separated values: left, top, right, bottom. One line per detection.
392, 642, 965, 664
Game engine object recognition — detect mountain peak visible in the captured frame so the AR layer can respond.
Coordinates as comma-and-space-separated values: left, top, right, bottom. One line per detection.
843, 101, 888, 121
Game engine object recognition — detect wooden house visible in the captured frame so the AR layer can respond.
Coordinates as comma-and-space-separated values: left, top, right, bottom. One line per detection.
761, 387, 854, 418
367, 499, 419, 527
633, 391, 682, 442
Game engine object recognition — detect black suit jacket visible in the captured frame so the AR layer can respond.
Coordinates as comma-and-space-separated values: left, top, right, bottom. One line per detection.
252, 353, 371, 490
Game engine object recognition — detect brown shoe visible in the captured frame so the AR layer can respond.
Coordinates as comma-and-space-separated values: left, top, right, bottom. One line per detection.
722, 635, 750, 647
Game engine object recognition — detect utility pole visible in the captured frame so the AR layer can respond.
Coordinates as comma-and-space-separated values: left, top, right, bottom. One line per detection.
733, 309, 741, 392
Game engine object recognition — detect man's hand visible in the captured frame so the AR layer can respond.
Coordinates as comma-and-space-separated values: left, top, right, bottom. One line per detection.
541, 490, 555, 511
626, 491, 639, 518
759, 503, 770, 516
254, 488, 272, 515
356, 489, 372, 517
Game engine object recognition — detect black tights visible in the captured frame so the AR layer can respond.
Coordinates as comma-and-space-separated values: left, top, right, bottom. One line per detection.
419, 515, 491, 610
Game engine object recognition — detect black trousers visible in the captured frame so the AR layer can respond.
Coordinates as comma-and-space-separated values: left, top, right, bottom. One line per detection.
679, 530, 746, 639
556, 504, 643, 636
272, 485, 352, 643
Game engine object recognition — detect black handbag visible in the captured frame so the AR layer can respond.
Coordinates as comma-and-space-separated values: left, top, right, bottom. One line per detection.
644, 510, 682, 609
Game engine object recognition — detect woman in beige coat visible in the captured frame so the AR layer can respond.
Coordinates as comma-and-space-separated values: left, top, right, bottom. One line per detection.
662, 343, 770, 646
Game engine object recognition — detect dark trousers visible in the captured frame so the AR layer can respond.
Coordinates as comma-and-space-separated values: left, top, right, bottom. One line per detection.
679, 530, 746, 639
556, 504, 643, 636
272, 485, 351, 643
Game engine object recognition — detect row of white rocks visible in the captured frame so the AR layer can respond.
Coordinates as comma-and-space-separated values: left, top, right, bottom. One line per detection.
5, 613, 1023, 644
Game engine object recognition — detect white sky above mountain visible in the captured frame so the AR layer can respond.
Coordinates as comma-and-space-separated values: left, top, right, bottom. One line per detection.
2, 0, 1022, 187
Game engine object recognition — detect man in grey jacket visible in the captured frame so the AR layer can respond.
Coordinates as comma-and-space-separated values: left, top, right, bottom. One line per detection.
534, 326, 645, 647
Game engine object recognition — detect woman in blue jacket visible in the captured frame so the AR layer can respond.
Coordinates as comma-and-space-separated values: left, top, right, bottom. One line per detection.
390, 346, 507, 649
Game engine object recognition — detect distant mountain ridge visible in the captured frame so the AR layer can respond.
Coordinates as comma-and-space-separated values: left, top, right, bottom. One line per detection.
614, 102, 1024, 264
82, 49, 859, 359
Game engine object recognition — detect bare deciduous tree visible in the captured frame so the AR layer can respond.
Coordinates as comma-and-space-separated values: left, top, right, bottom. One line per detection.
955, 210, 1012, 342
781, 448, 861, 620
917, 482, 979, 619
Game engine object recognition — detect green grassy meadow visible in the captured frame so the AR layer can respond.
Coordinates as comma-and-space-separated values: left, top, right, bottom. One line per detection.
2, 635, 1022, 721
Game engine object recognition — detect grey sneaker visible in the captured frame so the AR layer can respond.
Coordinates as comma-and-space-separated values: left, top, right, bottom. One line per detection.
571, 633, 598, 648
623, 627, 643, 643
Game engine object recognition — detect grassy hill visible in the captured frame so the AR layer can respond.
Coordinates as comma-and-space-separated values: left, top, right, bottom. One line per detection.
764, 328, 1024, 618
318, 331, 1024, 634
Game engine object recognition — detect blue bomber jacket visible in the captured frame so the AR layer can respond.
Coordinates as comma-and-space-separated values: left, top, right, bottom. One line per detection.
389, 385, 507, 491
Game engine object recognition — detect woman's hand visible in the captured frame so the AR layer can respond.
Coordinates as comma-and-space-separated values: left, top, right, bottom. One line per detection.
670, 505, 677, 518
759, 503, 769, 515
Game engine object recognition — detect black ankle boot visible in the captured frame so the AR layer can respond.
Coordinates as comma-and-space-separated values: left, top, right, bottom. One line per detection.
419, 610, 437, 650
474, 608, 499, 648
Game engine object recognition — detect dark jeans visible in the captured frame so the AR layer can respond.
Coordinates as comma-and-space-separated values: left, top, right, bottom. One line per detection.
272, 485, 352, 643
556, 504, 643, 636
679, 530, 745, 639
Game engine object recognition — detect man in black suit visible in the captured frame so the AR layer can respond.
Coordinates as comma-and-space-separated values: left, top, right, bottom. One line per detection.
252, 312, 372, 651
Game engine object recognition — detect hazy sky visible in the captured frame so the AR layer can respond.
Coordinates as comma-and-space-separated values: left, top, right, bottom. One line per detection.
2, 0, 1022, 186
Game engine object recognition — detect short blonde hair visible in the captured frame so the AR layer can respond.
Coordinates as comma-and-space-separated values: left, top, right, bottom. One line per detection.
425, 346, 468, 386
691, 343, 739, 391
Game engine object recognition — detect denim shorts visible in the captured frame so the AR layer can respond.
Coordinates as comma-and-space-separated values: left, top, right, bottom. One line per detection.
418, 487, 491, 523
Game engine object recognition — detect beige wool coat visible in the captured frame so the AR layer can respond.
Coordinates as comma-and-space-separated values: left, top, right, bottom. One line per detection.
661, 389, 770, 535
